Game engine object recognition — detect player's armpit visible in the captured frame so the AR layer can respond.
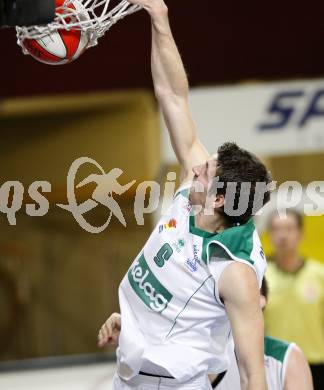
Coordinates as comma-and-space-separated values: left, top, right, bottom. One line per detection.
219, 262, 267, 390
284, 345, 314, 390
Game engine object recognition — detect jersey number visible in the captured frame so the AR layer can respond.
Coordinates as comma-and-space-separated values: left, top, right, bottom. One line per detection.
154, 243, 173, 268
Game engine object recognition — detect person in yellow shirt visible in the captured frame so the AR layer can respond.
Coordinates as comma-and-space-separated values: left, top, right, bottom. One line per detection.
265, 209, 324, 390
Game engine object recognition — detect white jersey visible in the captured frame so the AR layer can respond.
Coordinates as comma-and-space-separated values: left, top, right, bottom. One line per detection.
215, 336, 295, 390
117, 183, 267, 382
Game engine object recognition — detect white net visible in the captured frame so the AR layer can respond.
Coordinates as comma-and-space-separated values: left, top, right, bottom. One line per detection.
16, 0, 141, 48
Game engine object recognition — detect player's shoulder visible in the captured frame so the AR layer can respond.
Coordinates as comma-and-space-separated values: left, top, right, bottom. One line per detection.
212, 219, 265, 268
173, 181, 191, 200
213, 219, 260, 261
264, 335, 291, 363
284, 342, 311, 389
170, 182, 192, 218
208, 219, 266, 285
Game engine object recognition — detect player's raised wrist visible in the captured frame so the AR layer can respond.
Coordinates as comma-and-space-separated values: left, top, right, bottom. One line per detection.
149, 3, 168, 22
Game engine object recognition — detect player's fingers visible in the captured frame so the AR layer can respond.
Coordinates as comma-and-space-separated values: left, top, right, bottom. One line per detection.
113, 317, 121, 331
104, 321, 113, 338
98, 330, 109, 347
98, 339, 107, 348
98, 326, 108, 345
101, 324, 109, 340
98, 313, 121, 347
110, 313, 121, 330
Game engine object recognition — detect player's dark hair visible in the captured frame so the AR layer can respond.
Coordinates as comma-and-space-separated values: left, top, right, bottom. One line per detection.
215, 142, 272, 226
268, 209, 304, 231
260, 277, 269, 300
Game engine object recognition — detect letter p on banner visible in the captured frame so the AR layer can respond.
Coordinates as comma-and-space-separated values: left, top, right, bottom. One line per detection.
134, 181, 160, 225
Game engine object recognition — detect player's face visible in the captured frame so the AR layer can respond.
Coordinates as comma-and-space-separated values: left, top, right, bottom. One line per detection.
190, 158, 218, 207
270, 214, 303, 254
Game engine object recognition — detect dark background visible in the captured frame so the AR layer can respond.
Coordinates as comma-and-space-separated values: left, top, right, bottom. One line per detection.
1, 1, 324, 98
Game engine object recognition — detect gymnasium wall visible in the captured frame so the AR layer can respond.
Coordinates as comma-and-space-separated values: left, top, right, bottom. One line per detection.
0, 90, 161, 360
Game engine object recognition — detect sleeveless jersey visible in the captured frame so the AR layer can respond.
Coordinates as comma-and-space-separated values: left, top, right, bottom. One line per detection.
216, 336, 295, 390
117, 182, 267, 382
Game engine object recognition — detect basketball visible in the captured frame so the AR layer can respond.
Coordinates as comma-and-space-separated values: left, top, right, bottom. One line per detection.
21, 0, 90, 65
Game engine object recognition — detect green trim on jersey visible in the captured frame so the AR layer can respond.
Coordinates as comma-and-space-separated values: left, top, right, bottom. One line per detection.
189, 215, 218, 238
189, 217, 228, 265
206, 242, 233, 262
190, 215, 255, 265
174, 187, 189, 200
201, 236, 232, 265
212, 219, 255, 265
264, 336, 290, 363
175, 184, 256, 266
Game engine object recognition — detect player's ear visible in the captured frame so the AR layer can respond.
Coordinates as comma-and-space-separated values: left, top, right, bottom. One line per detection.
214, 194, 225, 209
204, 193, 223, 216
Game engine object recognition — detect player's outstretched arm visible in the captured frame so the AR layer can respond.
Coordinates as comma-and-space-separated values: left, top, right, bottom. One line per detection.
284, 345, 314, 390
219, 262, 268, 390
128, 0, 209, 182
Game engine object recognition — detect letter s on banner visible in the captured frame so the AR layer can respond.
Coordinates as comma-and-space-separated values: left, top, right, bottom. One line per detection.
26, 181, 51, 217
258, 91, 304, 130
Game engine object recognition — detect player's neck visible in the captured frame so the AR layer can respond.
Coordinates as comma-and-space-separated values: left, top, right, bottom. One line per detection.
195, 210, 226, 234
275, 250, 303, 273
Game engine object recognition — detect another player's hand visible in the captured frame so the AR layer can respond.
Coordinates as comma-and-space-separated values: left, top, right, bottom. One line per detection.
97, 312, 121, 348
127, 0, 168, 18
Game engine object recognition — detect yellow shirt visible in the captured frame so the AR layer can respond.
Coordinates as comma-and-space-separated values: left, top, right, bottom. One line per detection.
265, 259, 324, 363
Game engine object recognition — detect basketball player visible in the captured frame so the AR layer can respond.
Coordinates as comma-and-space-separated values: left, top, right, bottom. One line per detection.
99, 279, 314, 390
98, 0, 272, 389
211, 278, 314, 389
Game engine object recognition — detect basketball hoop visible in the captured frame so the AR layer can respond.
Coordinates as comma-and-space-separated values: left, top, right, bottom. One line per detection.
16, 0, 141, 50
